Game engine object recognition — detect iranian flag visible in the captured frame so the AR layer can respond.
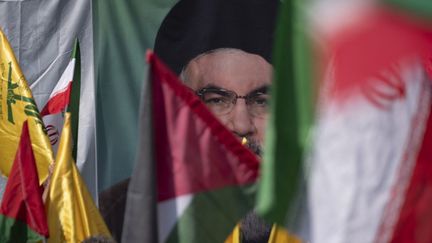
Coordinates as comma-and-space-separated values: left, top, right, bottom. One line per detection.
121, 51, 259, 243
257, 0, 432, 242
41, 40, 80, 156
309, 4, 432, 242
0, 121, 49, 242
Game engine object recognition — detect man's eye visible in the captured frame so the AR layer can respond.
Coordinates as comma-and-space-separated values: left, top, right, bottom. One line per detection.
250, 96, 269, 106
205, 97, 225, 104
202, 92, 231, 105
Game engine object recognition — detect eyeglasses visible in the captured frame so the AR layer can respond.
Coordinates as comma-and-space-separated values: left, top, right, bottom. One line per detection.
196, 86, 269, 117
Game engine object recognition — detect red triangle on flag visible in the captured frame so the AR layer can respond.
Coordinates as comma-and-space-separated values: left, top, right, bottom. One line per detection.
147, 51, 260, 202
0, 121, 49, 237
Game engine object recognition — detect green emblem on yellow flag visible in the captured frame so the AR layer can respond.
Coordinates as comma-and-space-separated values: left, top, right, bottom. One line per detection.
0, 29, 53, 184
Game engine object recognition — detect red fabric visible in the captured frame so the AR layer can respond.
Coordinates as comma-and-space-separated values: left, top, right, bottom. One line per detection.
41, 81, 72, 116
326, 9, 432, 104
147, 51, 260, 202
388, 93, 432, 242
0, 121, 49, 237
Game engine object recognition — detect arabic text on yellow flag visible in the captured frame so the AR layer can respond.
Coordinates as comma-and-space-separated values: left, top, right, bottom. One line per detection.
46, 112, 111, 243
0, 29, 53, 183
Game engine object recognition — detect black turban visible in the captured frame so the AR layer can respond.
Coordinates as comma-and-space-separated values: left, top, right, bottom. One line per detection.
154, 0, 279, 75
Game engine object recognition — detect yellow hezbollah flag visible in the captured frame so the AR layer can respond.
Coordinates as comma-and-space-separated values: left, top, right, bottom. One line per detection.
46, 112, 111, 243
0, 29, 53, 183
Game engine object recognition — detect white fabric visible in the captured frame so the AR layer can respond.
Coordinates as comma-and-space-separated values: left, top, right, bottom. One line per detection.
308, 60, 431, 243
0, 176, 5, 199
158, 194, 193, 242
309, 0, 377, 38
47, 58, 75, 99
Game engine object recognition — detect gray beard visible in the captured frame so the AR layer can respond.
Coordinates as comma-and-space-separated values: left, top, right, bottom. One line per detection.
240, 211, 273, 243
246, 139, 262, 157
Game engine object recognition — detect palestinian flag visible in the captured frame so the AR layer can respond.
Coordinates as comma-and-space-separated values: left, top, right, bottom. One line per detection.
121, 51, 260, 243
0, 121, 49, 242
257, 0, 432, 242
0, 28, 53, 184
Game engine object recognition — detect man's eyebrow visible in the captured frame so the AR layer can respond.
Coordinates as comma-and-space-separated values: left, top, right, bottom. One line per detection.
200, 84, 224, 90
198, 84, 270, 93
249, 85, 270, 94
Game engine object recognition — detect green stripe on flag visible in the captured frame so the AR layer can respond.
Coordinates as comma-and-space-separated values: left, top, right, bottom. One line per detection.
0, 215, 44, 243
67, 40, 81, 161
166, 185, 256, 243
383, 0, 432, 19
257, 0, 314, 225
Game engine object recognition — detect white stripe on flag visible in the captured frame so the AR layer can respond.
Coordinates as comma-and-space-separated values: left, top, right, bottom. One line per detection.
48, 58, 75, 99
158, 194, 193, 242
309, 0, 375, 39
309, 60, 431, 243
41, 58, 75, 155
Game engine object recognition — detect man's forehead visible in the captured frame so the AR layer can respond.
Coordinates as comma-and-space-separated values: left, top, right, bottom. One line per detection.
192, 49, 269, 68
185, 49, 273, 91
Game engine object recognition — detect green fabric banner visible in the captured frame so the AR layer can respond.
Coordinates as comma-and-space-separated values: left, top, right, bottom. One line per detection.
93, 0, 179, 190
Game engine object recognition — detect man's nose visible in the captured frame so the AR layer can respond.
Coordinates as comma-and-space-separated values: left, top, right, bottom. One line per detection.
226, 100, 256, 138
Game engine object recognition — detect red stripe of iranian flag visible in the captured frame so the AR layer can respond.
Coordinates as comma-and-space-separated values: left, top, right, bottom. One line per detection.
40, 57, 75, 116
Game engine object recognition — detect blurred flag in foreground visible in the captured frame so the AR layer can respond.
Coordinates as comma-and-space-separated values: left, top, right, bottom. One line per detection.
0, 121, 49, 242
0, 29, 53, 184
309, 2, 432, 243
256, 0, 314, 232
121, 51, 259, 243
258, 0, 432, 243
45, 112, 111, 243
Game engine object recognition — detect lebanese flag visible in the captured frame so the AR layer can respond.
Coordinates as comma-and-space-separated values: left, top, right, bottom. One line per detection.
121, 51, 260, 243
0, 121, 49, 242
307, 3, 432, 243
